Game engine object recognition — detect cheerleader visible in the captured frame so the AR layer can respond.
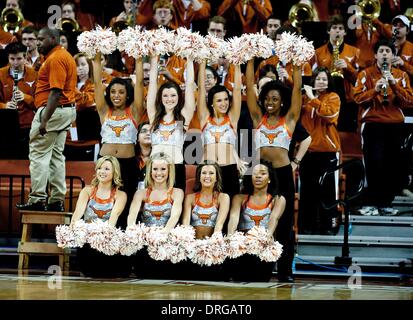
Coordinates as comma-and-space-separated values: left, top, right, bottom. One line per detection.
197, 60, 242, 198
245, 58, 302, 282
226, 162, 285, 282
146, 54, 195, 191
70, 156, 131, 278
127, 152, 184, 278
182, 161, 230, 240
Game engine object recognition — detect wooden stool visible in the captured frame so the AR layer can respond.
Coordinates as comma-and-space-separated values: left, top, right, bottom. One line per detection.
18, 210, 72, 272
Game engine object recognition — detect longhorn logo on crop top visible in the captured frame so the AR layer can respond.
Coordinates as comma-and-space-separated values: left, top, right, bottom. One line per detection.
261, 130, 282, 144
158, 127, 176, 141
246, 213, 270, 226
109, 124, 128, 137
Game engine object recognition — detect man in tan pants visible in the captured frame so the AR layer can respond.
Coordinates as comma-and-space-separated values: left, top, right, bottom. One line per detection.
17, 28, 77, 211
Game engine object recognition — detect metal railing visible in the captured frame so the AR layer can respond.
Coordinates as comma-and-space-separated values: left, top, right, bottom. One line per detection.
0, 174, 85, 236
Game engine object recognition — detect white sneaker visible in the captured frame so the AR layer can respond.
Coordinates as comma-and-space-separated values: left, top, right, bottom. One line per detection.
358, 206, 379, 216
379, 207, 399, 216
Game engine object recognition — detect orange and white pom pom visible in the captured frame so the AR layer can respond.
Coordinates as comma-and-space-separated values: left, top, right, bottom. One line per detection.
204, 34, 226, 63
86, 220, 123, 256
225, 33, 274, 65
225, 231, 248, 259
258, 240, 283, 262
190, 232, 227, 266
245, 226, 270, 255
77, 26, 117, 58
119, 222, 148, 256
274, 32, 314, 66
147, 27, 176, 56
167, 225, 196, 263
55, 220, 88, 248
56, 225, 74, 248
117, 26, 148, 58
174, 27, 209, 62
145, 226, 170, 261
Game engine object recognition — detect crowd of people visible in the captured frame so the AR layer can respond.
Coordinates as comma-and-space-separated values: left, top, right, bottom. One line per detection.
1, 0, 413, 281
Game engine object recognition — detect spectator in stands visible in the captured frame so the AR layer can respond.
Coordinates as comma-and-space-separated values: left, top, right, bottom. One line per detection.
350, 9, 390, 70
388, 15, 413, 82
56, 1, 85, 32
182, 161, 230, 239
137, 0, 210, 30
74, 53, 95, 110
109, 0, 137, 29
266, 15, 282, 41
207, 15, 227, 40
217, 0, 272, 34
299, 67, 341, 235
245, 57, 302, 282
197, 60, 242, 198
91, 52, 144, 227
127, 152, 184, 279
58, 30, 78, 56
21, 26, 44, 71
146, 53, 195, 192
0, 42, 36, 159
312, 15, 360, 132
135, 121, 152, 189
227, 161, 286, 282
70, 155, 131, 278
353, 39, 413, 216
16, 28, 77, 212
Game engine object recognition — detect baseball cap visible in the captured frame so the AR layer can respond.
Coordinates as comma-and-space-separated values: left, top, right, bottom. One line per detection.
392, 15, 410, 28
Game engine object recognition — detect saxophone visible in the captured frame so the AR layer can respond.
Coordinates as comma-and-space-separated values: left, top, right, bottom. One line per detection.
331, 38, 344, 78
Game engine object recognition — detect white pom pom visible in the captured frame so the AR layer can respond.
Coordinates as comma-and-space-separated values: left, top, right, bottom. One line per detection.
86, 220, 122, 256
119, 222, 148, 256
258, 240, 283, 262
190, 232, 227, 266
225, 231, 248, 259
204, 34, 226, 63
167, 225, 196, 263
225, 33, 274, 65
77, 26, 117, 58
174, 27, 209, 62
118, 26, 148, 58
274, 32, 314, 66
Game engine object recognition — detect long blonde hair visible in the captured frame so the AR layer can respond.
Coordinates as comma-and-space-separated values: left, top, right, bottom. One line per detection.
91, 156, 123, 188
145, 152, 175, 189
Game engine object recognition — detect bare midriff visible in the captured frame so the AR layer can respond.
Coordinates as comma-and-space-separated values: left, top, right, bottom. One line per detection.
100, 143, 135, 158
259, 146, 291, 168
203, 143, 236, 166
194, 226, 214, 239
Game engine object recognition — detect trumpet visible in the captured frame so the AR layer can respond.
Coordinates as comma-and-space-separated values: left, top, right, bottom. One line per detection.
381, 57, 389, 106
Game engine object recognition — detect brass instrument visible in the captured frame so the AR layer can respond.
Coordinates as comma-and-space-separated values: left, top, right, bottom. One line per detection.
381, 57, 389, 106
288, 3, 315, 28
357, 0, 381, 32
0, 7, 24, 34
56, 18, 80, 33
112, 13, 134, 34
405, 8, 413, 25
331, 39, 344, 78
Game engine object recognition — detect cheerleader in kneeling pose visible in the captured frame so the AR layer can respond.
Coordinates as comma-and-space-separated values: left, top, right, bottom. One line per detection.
226, 161, 286, 282
179, 161, 230, 280
70, 156, 131, 278
127, 152, 184, 279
